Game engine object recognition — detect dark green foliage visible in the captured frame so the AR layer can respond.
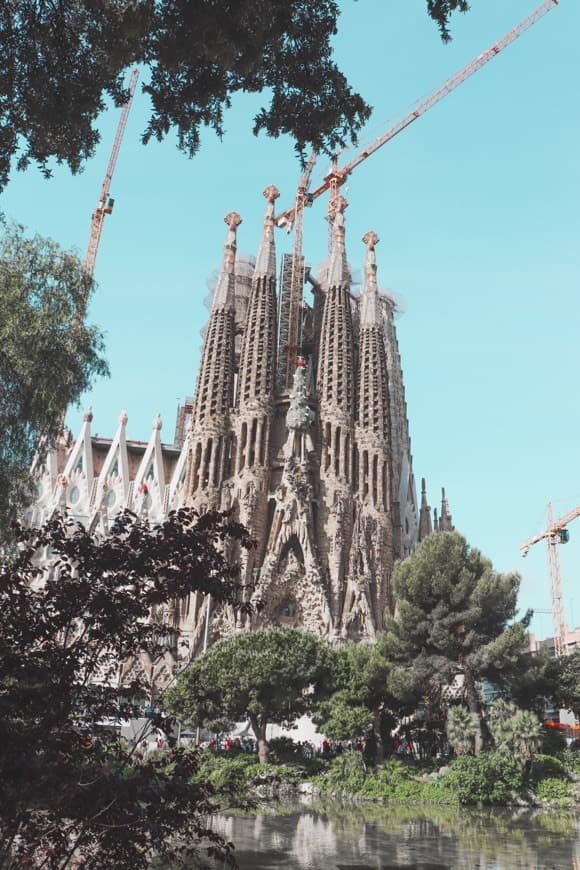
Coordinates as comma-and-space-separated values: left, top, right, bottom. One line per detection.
0, 1, 469, 188
384, 533, 527, 712
443, 753, 525, 805
555, 648, 580, 718
165, 629, 337, 763
0, 508, 253, 867
315, 750, 368, 795
427, 1, 470, 42
530, 753, 570, 783
0, 221, 107, 544
533, 777, 574, 805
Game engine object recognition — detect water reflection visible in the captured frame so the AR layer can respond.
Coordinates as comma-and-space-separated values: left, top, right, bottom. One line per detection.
210, 799, 580, 869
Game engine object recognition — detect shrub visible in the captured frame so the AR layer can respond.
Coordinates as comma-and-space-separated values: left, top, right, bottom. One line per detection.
540, 726, 567, 756
268, 736, 302, 764
443, 753, 525, 805
558, 747, 580, 775
315, 750, 367, 794
530, 753, 569, 782
534, 777, 574, 806
446, 705, 477, 755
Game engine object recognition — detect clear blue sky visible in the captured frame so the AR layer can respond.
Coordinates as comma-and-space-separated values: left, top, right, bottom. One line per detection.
2, 0, 579, 638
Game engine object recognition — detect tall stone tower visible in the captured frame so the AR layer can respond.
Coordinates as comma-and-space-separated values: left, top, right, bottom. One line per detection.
177, 189, 417, 645
30, 186, 459, 675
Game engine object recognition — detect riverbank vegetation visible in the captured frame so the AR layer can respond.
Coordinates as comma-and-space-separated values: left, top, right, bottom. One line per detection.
167, 533, 580, 812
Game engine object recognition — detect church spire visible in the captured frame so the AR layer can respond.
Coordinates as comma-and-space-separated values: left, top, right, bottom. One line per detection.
236, 186, 279, 413
356, 230, 390, 444
317, 196, 355, 421
327, 195, 349, 289
254, 184, 279, 278
360, 231, 381, 326
212, 211, 242, 309
190, 211, 240, 434
418, 477, 433, 540
439, 486, 455, 532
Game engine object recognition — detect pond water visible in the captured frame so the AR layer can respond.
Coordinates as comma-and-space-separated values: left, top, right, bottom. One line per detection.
210, 799, 580, 869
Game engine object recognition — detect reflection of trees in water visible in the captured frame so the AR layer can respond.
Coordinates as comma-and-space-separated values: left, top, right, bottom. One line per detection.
211, 801, 579, 869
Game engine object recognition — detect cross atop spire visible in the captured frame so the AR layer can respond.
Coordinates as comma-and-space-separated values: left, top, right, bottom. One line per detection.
327, 194, 349, 289
213, 211, 242, 309
254, 185, 279, 278
360, 230, 381, 327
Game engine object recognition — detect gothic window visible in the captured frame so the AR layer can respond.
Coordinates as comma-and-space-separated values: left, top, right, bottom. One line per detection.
259, 418, 267, 465
382, 461, 388, 512
213, 437, 223, 486
372, 454, 378, 507
192, 442, 202, 493
239, 422, 247, 472
363, 450, 369, 499
334, 427, 341, 477
202, 439, 213, 488
324, 421, 331, 471
344, 433, 350, 482
248, 418, 257, 468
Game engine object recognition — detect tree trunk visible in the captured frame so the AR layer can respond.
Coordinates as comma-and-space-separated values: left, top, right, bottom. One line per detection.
250, 716, 268, 764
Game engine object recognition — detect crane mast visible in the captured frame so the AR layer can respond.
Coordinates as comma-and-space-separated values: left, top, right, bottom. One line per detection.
83, 68, 139, 277
277, 151, 317, 391
274, 0, 559, 229
520, 501, 580, 657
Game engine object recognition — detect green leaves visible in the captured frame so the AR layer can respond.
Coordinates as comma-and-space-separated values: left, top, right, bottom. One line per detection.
384, 532, 525, 706
165, 628, 336, 760
0, 221, 108, 544
0, 507, 252, 866
0, 1, 469, 187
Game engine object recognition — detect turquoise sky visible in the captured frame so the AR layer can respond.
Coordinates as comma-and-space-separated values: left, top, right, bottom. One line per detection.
2, 0, 579, 638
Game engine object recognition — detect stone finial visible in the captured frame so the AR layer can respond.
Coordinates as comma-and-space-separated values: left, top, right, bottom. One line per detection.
152, 413, 162, 431
263, 184, 280, 203
83, 406, 93, 423
360, 230, 381, 326
362, 230, 379, 250
254, 186, 279, 278
119, 410, 128, 426
327, 195, 349, 289
213, 212, 242, 307
224, 211, 242, 230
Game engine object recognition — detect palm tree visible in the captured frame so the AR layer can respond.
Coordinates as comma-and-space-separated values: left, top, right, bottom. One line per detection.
446, 704, 477, 755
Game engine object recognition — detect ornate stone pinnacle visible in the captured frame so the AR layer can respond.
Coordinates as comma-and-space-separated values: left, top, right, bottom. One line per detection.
119, 410, 128, 426
362, 231, 379, 249
224, 211, 242, 229
263, 184, 280, 202
152, 413, 162, 431
333, 194, 348, 215
83, 406, 93, 423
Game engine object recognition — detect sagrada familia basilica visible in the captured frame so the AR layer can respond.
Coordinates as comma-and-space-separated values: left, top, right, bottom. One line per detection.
30, 185, 454, 678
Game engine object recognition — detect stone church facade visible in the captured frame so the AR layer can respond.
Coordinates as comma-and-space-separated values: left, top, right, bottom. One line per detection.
29, 186, 454, 680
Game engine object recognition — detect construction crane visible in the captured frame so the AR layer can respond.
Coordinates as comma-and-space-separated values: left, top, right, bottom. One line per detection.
83, 68, 139, 277
275, 0, 558, 231
277, 150, 317, 391
521, 502, 580, 656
